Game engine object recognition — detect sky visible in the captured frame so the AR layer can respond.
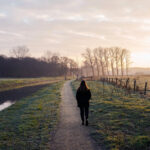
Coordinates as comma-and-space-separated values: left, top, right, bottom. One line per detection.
0, 0, 150, 67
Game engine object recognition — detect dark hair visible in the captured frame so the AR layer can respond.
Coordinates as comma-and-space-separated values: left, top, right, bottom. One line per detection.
79, 80, 89, 91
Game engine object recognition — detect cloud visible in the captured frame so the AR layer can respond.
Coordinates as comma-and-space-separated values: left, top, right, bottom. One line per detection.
68, 30, 105, 40
65, 15, 86, 22
0, 0, 150, 67
35, 14, 55, 22
140, 25, 150, 31
94, 14, 110, 22
0, 12, 6, 18
33, 14, 86, 22
0, 30, 23, 37
45, 38, 61, 44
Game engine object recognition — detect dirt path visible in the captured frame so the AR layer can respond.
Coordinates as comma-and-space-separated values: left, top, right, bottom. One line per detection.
51, 80, 101, 150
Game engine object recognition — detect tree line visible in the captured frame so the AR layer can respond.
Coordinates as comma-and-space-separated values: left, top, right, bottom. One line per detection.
82, 46, 130, 77
0, 46, 78, 78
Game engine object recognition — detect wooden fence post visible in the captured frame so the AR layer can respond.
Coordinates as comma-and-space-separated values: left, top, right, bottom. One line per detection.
126, 78, 129, 88
116, 78, 118, 85
103, 78, 105, 96
120, 79, 122, 87
134, 80, 136, 92
144, 82, 148, 95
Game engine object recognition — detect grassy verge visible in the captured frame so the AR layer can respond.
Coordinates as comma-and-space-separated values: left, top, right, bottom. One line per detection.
0, 81, 64, 150
0, 77, 63, 92
72, 80, 150, 150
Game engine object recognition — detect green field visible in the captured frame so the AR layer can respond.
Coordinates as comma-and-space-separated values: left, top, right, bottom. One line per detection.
0, 77, 63, 92
72, 80, 150, 150
0, 81, 64, 149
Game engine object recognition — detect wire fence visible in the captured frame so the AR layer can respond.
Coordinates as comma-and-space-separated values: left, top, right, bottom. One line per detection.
100, 76, 150, 97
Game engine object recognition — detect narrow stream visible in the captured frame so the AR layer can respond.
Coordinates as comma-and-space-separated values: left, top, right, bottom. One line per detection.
0, 83, 49, 112
0, 101, 15, 111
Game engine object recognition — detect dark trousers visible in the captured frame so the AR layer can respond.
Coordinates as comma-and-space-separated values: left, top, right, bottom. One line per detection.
80, 106, 89, 122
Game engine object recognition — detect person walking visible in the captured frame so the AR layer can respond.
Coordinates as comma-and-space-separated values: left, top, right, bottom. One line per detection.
76, 80, 91, 126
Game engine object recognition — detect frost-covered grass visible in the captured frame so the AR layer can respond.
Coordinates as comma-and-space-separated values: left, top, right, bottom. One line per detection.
72, 80, 150, 150
0, 81, 64, 150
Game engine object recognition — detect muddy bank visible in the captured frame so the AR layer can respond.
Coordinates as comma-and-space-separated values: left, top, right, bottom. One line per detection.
0, 83, 51, 104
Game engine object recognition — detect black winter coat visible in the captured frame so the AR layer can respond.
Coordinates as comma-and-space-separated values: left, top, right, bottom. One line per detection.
76, 88, 91, 107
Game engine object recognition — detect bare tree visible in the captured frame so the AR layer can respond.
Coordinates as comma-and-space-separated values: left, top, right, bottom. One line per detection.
124, 49, 131, 76
68, 59, 73, 76
51, 55, 60, 64
74, 58, 81, 79
120, 49, 126, 76
114, 47, 121, 76
60, 56, 69, 80
10, 46, 29, 59
97, 47, 105, 77
103, 48, 110, 76
82, 48, 95, 77
68, 58, 78, 77
42, 50, 52, 63
82, 46, 131, 77
93, 48, 100, 77
83, 60, 90, 77
107, 47, 115, 76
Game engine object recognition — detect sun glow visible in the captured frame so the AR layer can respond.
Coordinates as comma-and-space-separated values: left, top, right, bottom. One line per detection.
131, 52, 150, 68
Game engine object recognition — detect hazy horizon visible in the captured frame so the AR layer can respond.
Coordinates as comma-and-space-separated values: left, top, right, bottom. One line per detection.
0, 0, 150, 67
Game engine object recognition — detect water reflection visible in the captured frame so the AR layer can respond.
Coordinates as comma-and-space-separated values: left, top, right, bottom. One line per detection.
0, 101, 15, 111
